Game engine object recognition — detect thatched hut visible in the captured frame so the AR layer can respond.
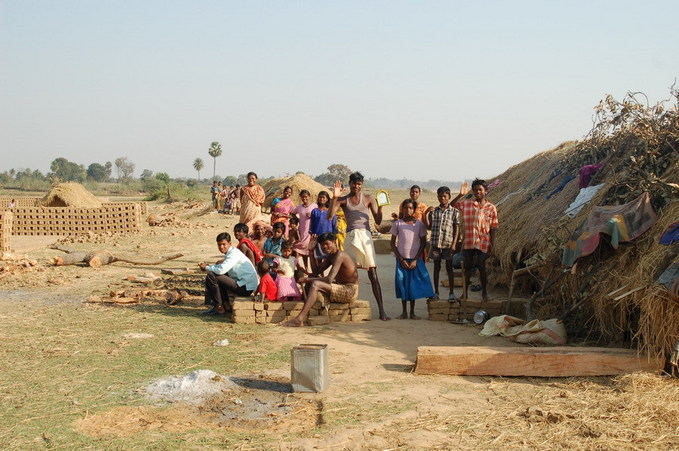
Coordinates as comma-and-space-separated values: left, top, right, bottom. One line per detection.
485, 91, 679, 358
261, 173, 330, 210
39, 182, 102, 208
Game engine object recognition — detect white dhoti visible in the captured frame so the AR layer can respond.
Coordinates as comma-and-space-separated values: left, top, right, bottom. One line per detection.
345, 228, 377, 268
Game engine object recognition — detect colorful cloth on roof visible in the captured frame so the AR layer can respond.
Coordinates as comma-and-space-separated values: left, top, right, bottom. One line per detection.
562, 192, 657, 266
579, 163, 604, 188
546, 174, 575, 199
455, 198, 498, 254
660, 221, 679, 246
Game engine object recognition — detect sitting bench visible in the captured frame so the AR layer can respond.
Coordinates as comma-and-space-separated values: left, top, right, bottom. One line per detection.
229, 297, 373, 325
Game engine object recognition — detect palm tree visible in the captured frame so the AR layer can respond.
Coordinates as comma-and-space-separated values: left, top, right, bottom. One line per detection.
207, 142, 222, 179
193, 158, 204, 180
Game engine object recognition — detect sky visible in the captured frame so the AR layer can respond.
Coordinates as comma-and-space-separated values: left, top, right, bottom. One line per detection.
1, 0, 677, 182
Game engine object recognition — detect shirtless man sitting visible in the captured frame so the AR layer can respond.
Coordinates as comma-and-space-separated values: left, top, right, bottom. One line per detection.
282, 233, 359, 327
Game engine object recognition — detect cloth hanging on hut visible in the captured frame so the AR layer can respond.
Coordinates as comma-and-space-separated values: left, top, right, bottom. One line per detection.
564, 184, 605, 218
660, 221, 679, 245
562, 192, 658, 266
579, 162, 604, 188
546, 174, 575, 200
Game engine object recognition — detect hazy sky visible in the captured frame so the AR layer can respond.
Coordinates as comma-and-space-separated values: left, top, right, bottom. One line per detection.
1, 1, 677, 182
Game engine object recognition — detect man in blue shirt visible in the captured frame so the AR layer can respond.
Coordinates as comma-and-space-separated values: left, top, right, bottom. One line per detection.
199, 232, 259, 315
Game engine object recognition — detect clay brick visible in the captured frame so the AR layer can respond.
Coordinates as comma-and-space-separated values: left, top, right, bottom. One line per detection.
233, 316, 256, 324
428, 308, 450, 315
427, 300, 450, 309
255, 316, 269, 324
307, 316, 330, 326
349, 300, 370, 309
329, 312, 351, 322
232, 310, 255, 317
428, 313, 448, 321
328, 302, 350, 310
265, 302, 284, 311
350, 313, 372, 321
253, 302, 264, 311
283, 301, 304, 310
232, 300, 254, 310
349, 307, 372, 316
267, 310, 286, 320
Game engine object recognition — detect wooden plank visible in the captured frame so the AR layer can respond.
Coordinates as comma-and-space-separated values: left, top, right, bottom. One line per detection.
414, 346, 662, 377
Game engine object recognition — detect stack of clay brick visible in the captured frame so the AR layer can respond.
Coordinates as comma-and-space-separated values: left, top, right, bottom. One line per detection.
230, 298, 372, 325
0, 210, 13, 252
427, 298, 508, 321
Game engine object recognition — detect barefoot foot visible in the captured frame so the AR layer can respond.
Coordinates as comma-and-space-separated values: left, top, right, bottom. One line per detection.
409, 314, 421, 320
281, 318, 304, 327
379, 313, 391, 321
397, 313, 408, 319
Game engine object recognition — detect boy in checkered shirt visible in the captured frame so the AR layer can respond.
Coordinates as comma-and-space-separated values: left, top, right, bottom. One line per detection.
454, 179, 498, 301
424, 186, 460, 301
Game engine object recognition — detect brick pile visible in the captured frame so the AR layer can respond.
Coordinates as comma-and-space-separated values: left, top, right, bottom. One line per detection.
10, 203, 142, 236
427, 298, 508, 321
0, 211, 13, 252
230, 298, 373, 325
0, 197, 40, 208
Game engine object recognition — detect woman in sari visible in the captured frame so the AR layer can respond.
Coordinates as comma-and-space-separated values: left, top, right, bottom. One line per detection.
239, 172, 266, 230
270, 186, 295, 235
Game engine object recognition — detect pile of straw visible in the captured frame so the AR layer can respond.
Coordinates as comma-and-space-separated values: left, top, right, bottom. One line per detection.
39, 182, 102, 208
485, 90, 679, 357
261, 172, 330, 209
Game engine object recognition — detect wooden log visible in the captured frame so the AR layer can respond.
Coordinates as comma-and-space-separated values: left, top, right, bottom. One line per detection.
414, 346, 663, 377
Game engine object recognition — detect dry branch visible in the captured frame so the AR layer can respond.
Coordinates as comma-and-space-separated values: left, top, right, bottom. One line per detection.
51, 246, 183, 267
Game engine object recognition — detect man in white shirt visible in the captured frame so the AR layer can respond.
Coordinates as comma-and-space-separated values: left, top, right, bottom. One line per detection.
199, 232, 259, 315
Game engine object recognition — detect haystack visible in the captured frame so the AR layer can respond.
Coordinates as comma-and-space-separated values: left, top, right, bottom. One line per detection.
262, 173, 329, 209
40, 182, 102, 208
483, 90, 679, 358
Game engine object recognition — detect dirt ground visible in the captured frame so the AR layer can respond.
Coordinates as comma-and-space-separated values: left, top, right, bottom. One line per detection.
1, 194, 676, 450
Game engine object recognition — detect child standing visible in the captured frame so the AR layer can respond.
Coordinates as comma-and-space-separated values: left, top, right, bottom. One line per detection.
424, 186, 460, 302
288, 217, 301, 251
391, 199, 434, 319
253, 260, 277, 302
274, 241, 303, 301
454, 179, 498, 301
309, 191, 338, 272
291, 190, 317, 272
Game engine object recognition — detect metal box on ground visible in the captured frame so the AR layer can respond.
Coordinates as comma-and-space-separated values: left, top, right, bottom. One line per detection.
291, 344, 329, 393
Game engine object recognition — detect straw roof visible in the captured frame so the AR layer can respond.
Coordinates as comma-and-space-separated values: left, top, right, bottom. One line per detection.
39, 182, 102, 208
261, 173, 330, 209
484, 90, 679, 357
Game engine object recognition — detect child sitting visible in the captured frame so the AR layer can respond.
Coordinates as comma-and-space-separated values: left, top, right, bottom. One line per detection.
263, 222, 286, 267
253, 260, 277, 302
274, 241, 303, 301
233, 223, 263, 266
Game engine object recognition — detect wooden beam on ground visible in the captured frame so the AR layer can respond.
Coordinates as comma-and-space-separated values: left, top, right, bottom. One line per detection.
414, 346, 662, 377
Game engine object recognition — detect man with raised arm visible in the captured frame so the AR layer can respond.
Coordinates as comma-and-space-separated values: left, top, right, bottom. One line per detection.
282, 233, 359, 327
327, 172, 390, 320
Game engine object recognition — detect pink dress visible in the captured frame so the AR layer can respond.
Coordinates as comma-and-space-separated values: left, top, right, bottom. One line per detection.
274, 256, 302, 300
291, 202, 318, 256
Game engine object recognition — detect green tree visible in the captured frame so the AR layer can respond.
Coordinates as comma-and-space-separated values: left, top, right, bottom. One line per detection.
50, 157, 86, 182
114, 157, 135, 181
207, 141, 222, 180
315, 163, 352, 186
140, 169, 154, 180
193, 158, 205, 180
86, 162, 112, 182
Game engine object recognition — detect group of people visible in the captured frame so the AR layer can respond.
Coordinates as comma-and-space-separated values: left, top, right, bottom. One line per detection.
198, 171, 499, 326
210, 181, 241, 215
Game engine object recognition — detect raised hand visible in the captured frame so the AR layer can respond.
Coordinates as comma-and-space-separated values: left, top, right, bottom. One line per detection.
459, 181, 470, 196
331, 180, 344, 198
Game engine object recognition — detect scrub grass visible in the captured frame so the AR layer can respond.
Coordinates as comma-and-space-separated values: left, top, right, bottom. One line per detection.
0, 299, 290, 449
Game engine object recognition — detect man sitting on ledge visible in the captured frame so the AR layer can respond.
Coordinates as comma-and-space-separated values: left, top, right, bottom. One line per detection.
282, 232, 359, 327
